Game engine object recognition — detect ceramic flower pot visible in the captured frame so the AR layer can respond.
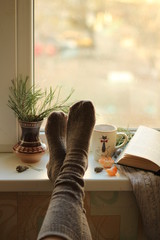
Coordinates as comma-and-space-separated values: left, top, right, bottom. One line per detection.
13, 121, 46, 163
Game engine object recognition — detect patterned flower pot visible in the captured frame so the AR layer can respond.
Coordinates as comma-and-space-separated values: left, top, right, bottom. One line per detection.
13, 121, 46, 163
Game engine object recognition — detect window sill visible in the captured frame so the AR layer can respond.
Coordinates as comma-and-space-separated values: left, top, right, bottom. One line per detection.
0, 152, 132, 192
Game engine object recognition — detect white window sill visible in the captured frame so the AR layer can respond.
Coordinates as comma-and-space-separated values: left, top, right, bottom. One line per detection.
0, 152, 132, 192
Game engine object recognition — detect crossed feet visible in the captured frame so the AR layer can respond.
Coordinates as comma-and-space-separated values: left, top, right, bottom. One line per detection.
45, 101, 96, 183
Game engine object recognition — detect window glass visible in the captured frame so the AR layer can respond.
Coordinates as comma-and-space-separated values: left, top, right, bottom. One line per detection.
35, 0, 160, 128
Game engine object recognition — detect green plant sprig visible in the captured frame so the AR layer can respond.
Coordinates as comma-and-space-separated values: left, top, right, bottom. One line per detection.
116, 127, 134, 146
8, 76, 74, 122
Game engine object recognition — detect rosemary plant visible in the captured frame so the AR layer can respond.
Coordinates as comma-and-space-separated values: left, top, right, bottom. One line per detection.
8, 76, 74, 122
116, 127, 134, 146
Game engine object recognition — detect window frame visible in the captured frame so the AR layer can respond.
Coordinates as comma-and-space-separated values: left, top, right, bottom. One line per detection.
0, 0, 33, 152
17, 0, 48, 145
16, 0, 33, 86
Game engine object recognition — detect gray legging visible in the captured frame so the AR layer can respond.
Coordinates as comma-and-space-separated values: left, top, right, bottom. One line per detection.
37, 150, 92, 240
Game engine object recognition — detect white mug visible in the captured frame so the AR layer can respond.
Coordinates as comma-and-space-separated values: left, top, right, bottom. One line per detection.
91, 124, 128, 161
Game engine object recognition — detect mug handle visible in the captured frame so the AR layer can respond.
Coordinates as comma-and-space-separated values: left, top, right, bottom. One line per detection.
115, 132, 128, 149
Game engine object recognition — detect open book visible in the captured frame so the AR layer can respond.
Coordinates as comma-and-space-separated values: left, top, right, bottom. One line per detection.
116, 125, 160, 174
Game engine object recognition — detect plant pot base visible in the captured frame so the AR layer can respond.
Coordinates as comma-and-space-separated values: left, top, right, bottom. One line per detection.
13, 121, 47, 164
13, 150, 46, 163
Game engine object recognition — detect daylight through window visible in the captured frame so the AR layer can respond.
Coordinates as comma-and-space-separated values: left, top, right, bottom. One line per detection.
35, 0, 160, 128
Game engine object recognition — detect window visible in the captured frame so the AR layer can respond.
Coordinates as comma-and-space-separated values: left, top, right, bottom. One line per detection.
1, 0, 160, 153
35, 0, 160, 128
0, 0, 33, 151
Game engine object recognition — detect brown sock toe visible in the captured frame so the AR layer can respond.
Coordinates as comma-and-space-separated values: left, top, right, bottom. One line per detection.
45, 111, 67, 183
60, 101, 96, 175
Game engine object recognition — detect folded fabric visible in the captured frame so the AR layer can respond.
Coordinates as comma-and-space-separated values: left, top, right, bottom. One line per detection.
119, 166, 160, 240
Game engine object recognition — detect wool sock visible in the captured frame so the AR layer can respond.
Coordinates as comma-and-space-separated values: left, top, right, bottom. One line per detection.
58, 100, 96, 192
38, 101, 95, 240
45, 111, 67, 183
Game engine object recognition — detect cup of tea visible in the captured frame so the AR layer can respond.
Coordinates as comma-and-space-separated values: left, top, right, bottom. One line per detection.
91, 124, 128, 161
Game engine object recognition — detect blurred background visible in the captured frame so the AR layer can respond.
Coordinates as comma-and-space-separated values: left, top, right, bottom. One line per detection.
34, 0, 160, 128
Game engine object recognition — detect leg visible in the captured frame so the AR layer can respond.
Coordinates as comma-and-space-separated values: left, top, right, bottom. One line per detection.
38, 101, 95, 240
45, 111, 67, 183
42, 237, 64, 240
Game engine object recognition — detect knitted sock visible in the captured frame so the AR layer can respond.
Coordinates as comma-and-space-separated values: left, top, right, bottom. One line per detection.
38, 101, 95, 240
57, 100, 96, 195
45, 111, 67, 183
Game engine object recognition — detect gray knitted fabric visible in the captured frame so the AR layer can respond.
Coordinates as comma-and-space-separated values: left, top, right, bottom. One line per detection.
37, 153, 92, 240
120, 166, 160, 240
37, 101, 95, 240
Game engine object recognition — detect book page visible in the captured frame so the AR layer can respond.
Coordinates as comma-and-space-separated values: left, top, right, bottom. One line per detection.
119, 126, 160, 167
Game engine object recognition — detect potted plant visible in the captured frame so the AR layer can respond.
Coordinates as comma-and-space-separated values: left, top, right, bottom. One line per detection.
8, 76, 74, 163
